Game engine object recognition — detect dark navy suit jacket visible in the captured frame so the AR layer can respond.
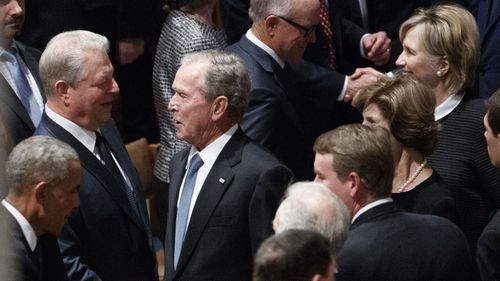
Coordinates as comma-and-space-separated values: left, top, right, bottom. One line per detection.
34, 114, 157, 281
475, 0, 500, 97
164, 129, 293, 281
336, 202, 476, 281
226, 36, 344, 180
0, 205, 69, 281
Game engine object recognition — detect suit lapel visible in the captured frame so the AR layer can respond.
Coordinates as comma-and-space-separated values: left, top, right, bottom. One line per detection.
172, 130, 246, 277
165, 149, 189, 276
101, 123, 152, 243
238, 36, 305, 134
479, 0, 500, 43
0, 75, 35, 132
37, 114, 145, 231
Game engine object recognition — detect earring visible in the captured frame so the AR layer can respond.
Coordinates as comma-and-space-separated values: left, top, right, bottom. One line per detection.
437, 70, 443, 77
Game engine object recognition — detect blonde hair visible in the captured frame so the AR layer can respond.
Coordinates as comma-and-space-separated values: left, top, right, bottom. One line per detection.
399, 4, 479, 93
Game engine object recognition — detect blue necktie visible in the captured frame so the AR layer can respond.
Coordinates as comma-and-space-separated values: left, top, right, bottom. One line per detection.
174, 153, 204, 269
2, 48, 41, 126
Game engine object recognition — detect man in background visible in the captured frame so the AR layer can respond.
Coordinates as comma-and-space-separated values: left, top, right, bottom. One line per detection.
1, 135, 80, 281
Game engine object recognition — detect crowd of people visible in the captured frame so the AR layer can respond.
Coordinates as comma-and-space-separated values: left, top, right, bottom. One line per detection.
1, 0, 500, 280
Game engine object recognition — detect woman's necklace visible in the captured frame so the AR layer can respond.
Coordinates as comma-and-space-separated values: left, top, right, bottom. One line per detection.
397, 159, 427, 193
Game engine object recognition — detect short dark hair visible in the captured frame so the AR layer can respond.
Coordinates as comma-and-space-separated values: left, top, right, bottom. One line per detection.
486, 89, 500, 135
253, 229, 332, 281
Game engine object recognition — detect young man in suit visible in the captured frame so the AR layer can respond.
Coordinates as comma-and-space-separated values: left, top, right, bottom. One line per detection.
478, 89, 500, 280
0, 0, 44, 197
164, 50, 293, 281
226, 0, 384, 180
313, 124, 475, 281
34, 30, 158, 281
0, 135, 80, 281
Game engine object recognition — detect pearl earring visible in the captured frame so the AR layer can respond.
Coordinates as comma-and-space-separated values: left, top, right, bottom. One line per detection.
437, 70, 443, 77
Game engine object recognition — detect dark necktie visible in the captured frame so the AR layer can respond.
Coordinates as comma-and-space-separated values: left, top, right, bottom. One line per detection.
319, 0, 336, 70
1, 48, 41, 126
174, 153, 204, 269
95, 132, 138, 214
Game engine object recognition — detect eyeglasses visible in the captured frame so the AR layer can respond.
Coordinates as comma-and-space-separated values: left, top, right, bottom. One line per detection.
275, 15, 317, 38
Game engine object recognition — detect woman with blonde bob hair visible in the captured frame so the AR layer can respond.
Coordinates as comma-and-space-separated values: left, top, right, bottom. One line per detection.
355, 74, 457, 223
367, 4, 500, 254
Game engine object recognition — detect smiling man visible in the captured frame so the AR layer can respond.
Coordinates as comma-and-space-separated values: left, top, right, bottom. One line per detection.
34, 30, 158, 281
164, 49, 293, 281
226, 0, 378, 180
0, 135, 80, 281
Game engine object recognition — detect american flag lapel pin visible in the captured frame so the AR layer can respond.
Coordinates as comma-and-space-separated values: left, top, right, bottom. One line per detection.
219, 178, 225, 184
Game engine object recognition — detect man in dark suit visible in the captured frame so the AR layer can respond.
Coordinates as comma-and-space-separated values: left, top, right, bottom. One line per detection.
34, 30, 157, 281
164, 50, 293, 281
477, 90, 500, 280
472, 0, 500, 98
19, 0, 159, 143
1, 135, 81, 281
0, 0, 44, 197
313, 124, 475, 281
226, 0, 384, 180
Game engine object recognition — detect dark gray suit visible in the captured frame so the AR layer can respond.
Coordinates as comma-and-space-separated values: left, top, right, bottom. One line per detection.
226, 36, 344, 180
34, 113, 157, 281
164, 129, 293, 281
0, 41, 43, 198
337, 202, 476, 281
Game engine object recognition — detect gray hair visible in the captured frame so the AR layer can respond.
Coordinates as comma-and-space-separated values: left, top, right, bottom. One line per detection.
5, 136, 79, 196
181, 50, 249, 121
275, 181, 350, 255
249, 0, 294, 21
39, 30, 110, 97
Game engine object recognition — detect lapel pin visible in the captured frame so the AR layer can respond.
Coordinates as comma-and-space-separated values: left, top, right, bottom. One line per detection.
219, 178, 225, 184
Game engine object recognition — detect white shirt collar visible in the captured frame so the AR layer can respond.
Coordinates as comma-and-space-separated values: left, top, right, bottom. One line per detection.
434, 93, 465, 121
245, 29, 286, 69
1, 199, 38, 251
45, 105, 97, 153
188, 124, 238, 167
351, 197, 393, 224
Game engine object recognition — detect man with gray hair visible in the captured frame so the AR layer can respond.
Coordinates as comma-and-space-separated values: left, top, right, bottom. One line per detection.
226, 0, 380, 180
34, 30, 157, 281
164, 49, 293, 281
0, 135, 80, 281
273, 181, 350, 256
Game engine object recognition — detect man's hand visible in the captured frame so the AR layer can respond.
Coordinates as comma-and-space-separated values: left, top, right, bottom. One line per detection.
116, 37, 145, 65
362, 32, 391, 66
344, 67, 383, 104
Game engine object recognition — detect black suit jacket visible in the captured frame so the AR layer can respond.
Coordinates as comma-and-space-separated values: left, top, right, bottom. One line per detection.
0, 205, 69, 281
0, 40, 42, 198
34, 113, 157, 281
336, 202, 476, 281
226, 36, 344, 179
164, 129, 293, 281
477, 209, 500, 281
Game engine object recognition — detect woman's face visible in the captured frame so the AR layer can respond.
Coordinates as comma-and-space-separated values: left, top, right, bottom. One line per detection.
362, 103, 390, 131
396, 26, 441, 88
363, 103, 402, 155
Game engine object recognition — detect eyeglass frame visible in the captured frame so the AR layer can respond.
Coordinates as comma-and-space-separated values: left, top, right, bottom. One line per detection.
272, 15, 317, 38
